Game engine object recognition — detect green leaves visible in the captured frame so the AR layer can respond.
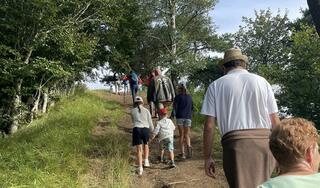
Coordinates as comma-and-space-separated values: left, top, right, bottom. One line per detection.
233, 9, 291, 83
278, 26, 320, 127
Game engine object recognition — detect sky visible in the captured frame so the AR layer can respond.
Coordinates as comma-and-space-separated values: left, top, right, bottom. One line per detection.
86, 0, 309, 89
211, 0, 308, 34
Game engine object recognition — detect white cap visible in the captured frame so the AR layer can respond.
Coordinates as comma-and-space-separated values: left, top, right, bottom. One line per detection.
135, 96, 143, 103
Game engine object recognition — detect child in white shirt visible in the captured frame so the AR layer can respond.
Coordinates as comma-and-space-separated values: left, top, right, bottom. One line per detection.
151, 108, 176, 168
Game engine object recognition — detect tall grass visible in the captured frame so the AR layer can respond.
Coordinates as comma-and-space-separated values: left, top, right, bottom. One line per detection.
189, 87, 223, 162
0, 92, 131, 187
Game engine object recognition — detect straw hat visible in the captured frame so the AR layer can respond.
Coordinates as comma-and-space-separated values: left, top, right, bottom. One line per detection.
220, 48, 248, 65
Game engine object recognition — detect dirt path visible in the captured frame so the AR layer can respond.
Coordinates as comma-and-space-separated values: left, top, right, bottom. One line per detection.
95, 91, 228, 188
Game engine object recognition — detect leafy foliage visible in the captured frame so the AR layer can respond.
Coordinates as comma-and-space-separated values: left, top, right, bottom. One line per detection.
278, 26, 320, 128
233, 9, 291, 83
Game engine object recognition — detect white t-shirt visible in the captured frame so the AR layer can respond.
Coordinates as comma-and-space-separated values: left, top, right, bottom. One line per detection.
153, 117, 175, 141
131, 106, 154, 131
201, 69, 278, 136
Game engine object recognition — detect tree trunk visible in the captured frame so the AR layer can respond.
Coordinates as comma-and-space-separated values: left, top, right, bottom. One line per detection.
42, 88, 49, 113
307, 0, 320, 35
169, 0, 178, 88
30, 88, 41, 122
9, 48, 33, 132
10, 79, 22, 134
69, 82, 76, 96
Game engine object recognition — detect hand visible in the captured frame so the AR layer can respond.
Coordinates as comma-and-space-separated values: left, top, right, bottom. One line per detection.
205, 157, 216, 178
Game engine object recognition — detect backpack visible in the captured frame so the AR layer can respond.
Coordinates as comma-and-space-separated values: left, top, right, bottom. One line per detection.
155, 76, 175, 102
129, 72, 138, 85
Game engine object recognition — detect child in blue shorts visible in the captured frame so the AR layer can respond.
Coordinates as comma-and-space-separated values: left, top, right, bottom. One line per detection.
151, 108, 176, 168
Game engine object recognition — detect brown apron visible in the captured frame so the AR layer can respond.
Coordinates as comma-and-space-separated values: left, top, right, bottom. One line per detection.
221, 129, 276, 188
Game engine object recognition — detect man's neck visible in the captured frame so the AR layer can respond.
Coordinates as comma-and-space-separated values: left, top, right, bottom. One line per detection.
225, 66, 245, 74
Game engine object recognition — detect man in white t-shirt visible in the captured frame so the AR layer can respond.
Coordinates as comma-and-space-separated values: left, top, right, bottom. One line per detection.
201, 48, 280, 188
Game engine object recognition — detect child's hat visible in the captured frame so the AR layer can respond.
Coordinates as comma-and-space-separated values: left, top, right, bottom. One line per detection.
135, 96, 143, 103
159, 108, 168, 115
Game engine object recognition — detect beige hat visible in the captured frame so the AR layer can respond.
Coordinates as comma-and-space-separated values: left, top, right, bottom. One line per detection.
220, 48, 248, 65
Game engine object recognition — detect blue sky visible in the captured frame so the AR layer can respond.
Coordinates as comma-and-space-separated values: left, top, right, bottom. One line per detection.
86, 0, 308, 89
211, 0, 308, 34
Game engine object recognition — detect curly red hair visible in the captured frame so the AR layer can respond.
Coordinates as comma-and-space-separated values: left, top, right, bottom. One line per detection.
270, 118, 318, 169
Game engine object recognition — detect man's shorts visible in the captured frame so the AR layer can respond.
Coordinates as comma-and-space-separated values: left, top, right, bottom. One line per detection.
176, 119, 192, 127
159, 137, 174, 152
132, 127, 149, 146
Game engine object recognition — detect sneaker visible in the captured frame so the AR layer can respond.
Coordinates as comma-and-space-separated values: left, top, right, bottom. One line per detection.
178, 153, 186, 160
144, 159, 150, 167
136, 166, 143, 175
187, 147, 193, 159
168, 160, 176, 168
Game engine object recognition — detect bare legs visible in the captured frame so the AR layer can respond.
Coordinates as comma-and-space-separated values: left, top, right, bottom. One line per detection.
143, 144, 149, 161
136, 144, 143, 167
136, 144, 149, 167
178, 125, 192, 158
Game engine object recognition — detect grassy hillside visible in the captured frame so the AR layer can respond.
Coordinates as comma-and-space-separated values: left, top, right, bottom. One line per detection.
0, 92, 131, 187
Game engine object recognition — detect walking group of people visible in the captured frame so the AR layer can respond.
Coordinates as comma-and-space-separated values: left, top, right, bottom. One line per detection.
129, 48, 319, 187
110, 71, 143, 99
201, 48, 320, 188
130, 67, 194, 175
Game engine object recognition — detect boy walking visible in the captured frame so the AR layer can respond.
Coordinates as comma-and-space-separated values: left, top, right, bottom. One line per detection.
151, 108, 176, 168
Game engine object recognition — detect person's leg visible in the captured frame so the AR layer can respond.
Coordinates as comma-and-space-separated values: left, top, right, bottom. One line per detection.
169, 151, 174, 161
143, 144, 150, 167
136, 145, 143, 166
154, 101, 161, 118
160, 149, 165, 161
130, 85, 135, 103
114, 81, 118, 94
167, 139, 176, 167
177, 123, 185, 157
136, 144, 143, 175
184, 125, 192, 158
150, 101, 155, 116
184, 126, 191, 147
134, 85, 138, 96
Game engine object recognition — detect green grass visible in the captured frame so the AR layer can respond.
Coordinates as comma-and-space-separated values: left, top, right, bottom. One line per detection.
0, 92, 131, 188
189, 88, 223, 163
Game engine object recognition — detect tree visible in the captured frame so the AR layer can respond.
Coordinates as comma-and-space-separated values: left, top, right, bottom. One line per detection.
149, 0, 221, 85
291, 9, 314, 31
188, 58, 223, 88
92, 0, 157, 77
0, 0, 112, 131
233, 9, 291, 83
278, 25, 320, 129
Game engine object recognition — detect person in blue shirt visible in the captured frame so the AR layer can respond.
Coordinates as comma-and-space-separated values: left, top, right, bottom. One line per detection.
124, 70, 139, 104
172, 83, 193, 159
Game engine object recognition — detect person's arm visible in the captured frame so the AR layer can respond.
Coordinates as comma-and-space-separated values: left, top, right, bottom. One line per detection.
269, 113, 280, 129
151, 123, 160, 140
147, 111, 154, 132
131, 109, 135, 124
203, 116, 216, 178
